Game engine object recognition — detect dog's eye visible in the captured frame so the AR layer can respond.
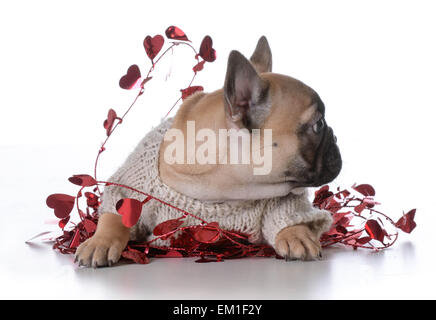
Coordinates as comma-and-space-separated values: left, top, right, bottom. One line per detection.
312, 118, 324, 134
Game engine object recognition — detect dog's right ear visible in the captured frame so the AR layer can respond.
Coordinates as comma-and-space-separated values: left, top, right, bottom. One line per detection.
250, 36, 272, 73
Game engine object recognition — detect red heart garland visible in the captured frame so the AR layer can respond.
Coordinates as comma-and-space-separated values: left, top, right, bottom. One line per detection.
143, 35, 165, 61
199, 36, 216, 62
181, 86, 204, 101
165, 26, 190, 41
119, 65, 142, 90
116, 198, 144, 228
46, 194, 75, 219
68, 174, 97, 187
395, 209, 417, 233
103, 109, 118, 136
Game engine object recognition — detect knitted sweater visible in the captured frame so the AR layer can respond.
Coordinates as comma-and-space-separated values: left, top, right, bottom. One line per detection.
98, 118, 333, 247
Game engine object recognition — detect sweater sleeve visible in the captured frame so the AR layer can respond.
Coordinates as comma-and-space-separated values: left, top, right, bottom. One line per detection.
261, 190, 333, 247
97, 143, 148, 217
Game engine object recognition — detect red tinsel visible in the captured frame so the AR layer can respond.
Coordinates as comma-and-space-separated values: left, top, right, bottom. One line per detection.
29, 26, 417, 264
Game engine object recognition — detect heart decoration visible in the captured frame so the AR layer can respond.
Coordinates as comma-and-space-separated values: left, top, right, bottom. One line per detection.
121, 248, 150, 264
85, 192, 99, 209
116, 196, 152, 227
69, 230, 81, 249
395, 209, 417, 233
199, 36, 216, 62
155, 250, 183, 258
356, 236, 372, 245
181, 86, 204, 101
119, 64, 142, 90
58, 216, 70, 229
153, 218, 184, 236
193, 60, 206, 73
352, 183, 376, 197
141, 76, 153, 87
103, 109, 118, 136
68, 174, 97, 187
143, 35, 165, 61
365, 219, 386, 243
46, 194, 75, 219
83, 218, 97, 234
193, 222, 220, 243
165, 26, 190, 41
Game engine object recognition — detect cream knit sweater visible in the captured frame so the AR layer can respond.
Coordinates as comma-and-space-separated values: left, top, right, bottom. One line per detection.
98, 118, 333, 247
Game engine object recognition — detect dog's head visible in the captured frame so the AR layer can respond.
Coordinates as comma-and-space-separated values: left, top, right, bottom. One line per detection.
223, 36, 342, 189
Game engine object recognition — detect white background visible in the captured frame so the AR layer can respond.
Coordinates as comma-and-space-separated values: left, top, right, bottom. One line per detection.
1, 0, 436, 299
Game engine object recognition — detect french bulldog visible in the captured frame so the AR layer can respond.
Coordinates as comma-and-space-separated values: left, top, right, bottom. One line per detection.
75, 36, 342, 267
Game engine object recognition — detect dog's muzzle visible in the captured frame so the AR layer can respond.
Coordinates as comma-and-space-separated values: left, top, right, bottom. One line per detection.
313, 126, 342, 186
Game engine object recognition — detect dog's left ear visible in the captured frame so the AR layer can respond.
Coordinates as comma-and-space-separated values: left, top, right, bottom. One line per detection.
250, 36, 272, 73
224, 50, 271, 129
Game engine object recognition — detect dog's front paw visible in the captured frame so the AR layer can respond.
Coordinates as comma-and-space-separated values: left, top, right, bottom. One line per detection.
74, 235, 127, 268
274, 224, 322, 261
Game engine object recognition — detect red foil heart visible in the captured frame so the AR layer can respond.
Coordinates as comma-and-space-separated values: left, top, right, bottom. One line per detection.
58, 216, 70, 229
199, 36, 216, 62
165, 26, 189, 41
193, 222, 220, 243
153, 218, 184, 236
155, 250, 183, 258
193, 60, 206, 73
121, 248, 150, 264
143, 35, 164, 61
116, 198, 144, 227
68, 174, 97, 187
365, 219, 386, 243
69, 230, 80, 249
395, 209, 417, 233
352, 183, 376, 197
83, 218, 97, 234
103, 109, 118, 136
119, 65, 142, 90
85, 192, 99, 209
181, 86, 204, 101
46, 194, 75, 219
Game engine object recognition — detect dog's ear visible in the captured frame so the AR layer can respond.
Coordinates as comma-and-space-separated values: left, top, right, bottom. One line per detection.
224, 50, 271, 129
250, 36, 272, 73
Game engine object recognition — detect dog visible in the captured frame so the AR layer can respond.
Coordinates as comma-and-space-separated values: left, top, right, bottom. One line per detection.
75, 36, 342, 267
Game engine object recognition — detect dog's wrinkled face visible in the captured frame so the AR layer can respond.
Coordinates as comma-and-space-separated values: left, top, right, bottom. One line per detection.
263, 73, 342, 188
223, 37, 342, 190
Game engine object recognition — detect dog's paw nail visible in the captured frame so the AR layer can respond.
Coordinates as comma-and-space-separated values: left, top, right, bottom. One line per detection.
108, 260, 113, 267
